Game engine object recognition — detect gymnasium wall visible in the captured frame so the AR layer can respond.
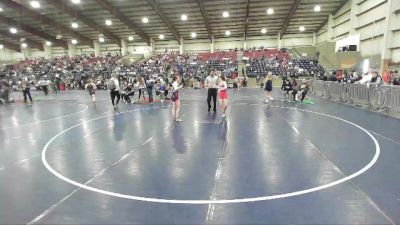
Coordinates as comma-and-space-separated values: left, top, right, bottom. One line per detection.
51, 47, 68, 58
150, 35, 312, 54
317, 0, 398, 66
184, 39, 211, 52
246, 36, 278, 49
316, 24, 328, 45
356, 0, 388, 57
0, 32, 316, 62
154, 40, 180, 54
292, 46, 317, 59
389, 2, 400, 63
282, 33, 314, 48
214, 37, 243, 51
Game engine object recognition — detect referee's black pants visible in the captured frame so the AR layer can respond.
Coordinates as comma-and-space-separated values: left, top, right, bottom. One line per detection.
207, 88, 217, 111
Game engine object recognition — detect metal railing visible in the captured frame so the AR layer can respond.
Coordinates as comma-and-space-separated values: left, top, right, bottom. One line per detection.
311, 80, 400, 114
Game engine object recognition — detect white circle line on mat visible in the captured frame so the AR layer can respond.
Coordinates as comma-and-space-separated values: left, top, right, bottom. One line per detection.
1, 103, 89, 129
42, 104, 380, 204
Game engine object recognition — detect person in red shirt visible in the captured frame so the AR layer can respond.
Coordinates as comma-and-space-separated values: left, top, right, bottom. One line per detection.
218, 75, 228, 118
337, 70, 342, 82
383, 70, 391, 85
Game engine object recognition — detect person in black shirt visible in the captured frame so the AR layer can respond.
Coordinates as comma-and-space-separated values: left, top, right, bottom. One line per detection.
122, 83, 135, 103
264, 74, 274, 103
281, 77, 292, 101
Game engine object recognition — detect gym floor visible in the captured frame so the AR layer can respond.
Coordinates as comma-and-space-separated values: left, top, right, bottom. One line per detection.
0, 88, 399, 225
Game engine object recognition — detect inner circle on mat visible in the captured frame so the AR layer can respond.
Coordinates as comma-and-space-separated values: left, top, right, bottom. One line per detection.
1, 103, 88, 129
41, 104, 380, 204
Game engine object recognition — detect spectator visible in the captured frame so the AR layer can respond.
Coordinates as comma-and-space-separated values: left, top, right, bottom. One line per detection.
369, 71, 382, 87
299, 79, 310, 102
291, 78, 298, 101
264, 73, 273, 103
0, 81, 10, 104
146, 76, 155, 102
108, 75, 120, 110
21, 78, 33, 103
137, 76, 146, 103
85, 79, 96, 102
281, 77, 292, 100
122, 83, 135, 104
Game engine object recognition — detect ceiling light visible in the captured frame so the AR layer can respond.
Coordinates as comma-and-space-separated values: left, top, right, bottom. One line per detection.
71, 39, 78, 45
142, 17, 149, 23
0, 44, 3, 49
159, 34, 164, 40
0, 7, 3, 12
223, 11, 229, 18
46, 41, 52, 46
191, 32, 196, 38
314, 5, 321, 12
299, 26, 305, 32
128, 36, 134, 41
99, 37, 105, 43
21, 43, 28, 48
71, 22, 79, 29
10, 28, 17, 34
30, 1, 40, 8
261, 28, 267, 34
267, 8, 274, 15
105, 19, 112, 26
181, 14, 187, 21
225, 30, 230, 36
71, 0, 81, 4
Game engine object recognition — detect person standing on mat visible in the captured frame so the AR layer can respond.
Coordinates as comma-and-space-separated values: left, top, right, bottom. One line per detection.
108, 75, 120, 110
264, 73, 274, 103
85, 79, 97, 102
281, 77, 292, 101
218, 75, 228, 118
137, 76, 146, 103
299, 79, 310, 102
291, 77, 298, 102
205, 70, 218, 112
171, 76, 183, 122
146, 75, 155, 102
39, 77, 49, 96
21, 78, 33, 103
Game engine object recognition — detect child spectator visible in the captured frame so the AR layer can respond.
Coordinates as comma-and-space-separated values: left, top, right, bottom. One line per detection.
299, 79, 310, 102
281, 77, 292, 100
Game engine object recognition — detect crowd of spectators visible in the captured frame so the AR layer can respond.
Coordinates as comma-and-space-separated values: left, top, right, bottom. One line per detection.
0, 51, 241, 103
243, 49, 325, 79
0, 53, 122, 91
318, 69, 400, 86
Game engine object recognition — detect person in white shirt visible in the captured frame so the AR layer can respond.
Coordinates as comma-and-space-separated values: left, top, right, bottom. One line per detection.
108, 75, 120, 110
355, 71, 381, 87
39, 77, 50, 95
205, 70, 219, 112
356, 73, 372, 85
171, 75, 183, 122
137, 76, 146, 103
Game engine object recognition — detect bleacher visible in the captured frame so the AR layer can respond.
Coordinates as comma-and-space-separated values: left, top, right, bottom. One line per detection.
245, 58, 283, 77
243, 49, 325, 78
197, 51, 238, 62
243, 49, 290, 60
